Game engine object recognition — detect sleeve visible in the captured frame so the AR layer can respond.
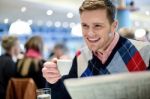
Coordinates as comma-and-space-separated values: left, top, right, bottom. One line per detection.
4, 59, 16, 80
3, 59, 16, 94
46, 56, 78, 99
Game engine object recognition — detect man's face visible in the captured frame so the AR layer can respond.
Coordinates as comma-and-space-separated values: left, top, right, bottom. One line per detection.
80, 9, 117, 52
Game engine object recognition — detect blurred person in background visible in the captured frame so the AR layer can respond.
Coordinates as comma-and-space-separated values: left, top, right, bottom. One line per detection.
119, 28, 150, 42
16, 36, 46, 88
42, 0, 150, 99
0, 35, 20, 99
118, 27, 135, 39
49, 43, 70, 60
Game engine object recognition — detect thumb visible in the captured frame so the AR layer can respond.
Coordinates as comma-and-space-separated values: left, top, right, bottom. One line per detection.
51, 58, 58, 63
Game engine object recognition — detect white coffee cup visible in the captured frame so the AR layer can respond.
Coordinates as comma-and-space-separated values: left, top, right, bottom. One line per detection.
57, 59, 72, 76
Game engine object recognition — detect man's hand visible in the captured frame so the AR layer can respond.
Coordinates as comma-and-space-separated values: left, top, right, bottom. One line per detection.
42, 58, 61, 84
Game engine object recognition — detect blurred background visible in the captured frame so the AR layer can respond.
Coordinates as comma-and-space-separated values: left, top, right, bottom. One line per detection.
0, 0, 150, 59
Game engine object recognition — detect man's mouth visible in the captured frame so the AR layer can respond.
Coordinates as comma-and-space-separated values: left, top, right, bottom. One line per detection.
87, 38, 101, 43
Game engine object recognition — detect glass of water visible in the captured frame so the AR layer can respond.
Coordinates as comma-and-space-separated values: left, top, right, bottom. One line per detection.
36, 88, 51, 99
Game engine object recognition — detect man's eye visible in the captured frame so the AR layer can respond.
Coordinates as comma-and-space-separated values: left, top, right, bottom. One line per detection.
82, 25, 88, 28
95, 25, 101, 27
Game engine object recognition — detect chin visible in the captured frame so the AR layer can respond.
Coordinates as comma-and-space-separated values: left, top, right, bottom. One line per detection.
88, 46, 98, 52
92, 48, 99, 52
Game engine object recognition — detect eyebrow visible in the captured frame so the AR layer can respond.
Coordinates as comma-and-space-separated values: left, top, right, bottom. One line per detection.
93, 22, 105, 25
81, 23, 86, 25
81, 21, 105, 24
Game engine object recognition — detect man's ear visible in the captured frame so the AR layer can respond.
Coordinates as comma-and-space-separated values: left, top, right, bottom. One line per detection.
111, 20, 118, 32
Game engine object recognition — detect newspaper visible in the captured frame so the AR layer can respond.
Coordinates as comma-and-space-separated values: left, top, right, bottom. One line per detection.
64, 71, 150, 99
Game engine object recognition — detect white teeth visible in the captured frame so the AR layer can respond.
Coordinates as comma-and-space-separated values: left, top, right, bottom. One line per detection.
89, 38, 98, 41
87, 38, 100, 42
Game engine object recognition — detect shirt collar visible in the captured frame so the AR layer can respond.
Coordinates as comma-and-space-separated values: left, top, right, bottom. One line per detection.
94, 32, 120, 64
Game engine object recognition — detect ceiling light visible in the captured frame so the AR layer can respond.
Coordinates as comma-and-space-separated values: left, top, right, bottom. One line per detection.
21, 7, 26, 12
71, 23, 82, 37
145, 11, 150, 16
54, 21, 61, 27
134, 29, 146, 39
67, 12, 74, 18
47, 10, 53, 16
62, 22, 69, 28
9, 20, 32, 35
4, 18, 9, 24
46, 21, 53, 27
70, 22, 76, 28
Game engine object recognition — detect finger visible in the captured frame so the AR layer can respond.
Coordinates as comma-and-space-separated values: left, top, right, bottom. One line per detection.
51, 58, 58, 63
43, 72, 59, 79
43, 62, 57, 68
45, 73, 61, 78
42, 68, 60, 77
43, 68, 60, 74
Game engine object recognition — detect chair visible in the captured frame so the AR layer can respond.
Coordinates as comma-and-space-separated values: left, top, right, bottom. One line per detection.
6, 78, 37, 99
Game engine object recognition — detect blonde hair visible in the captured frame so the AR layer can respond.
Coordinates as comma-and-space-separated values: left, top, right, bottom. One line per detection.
17, 58, 40, 76
17, 36, 43, 76
2, 35, 18, 52
79, 0, 116, 24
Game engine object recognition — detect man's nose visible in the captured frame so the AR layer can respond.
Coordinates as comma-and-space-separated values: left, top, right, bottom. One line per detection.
87, 28, 95, 37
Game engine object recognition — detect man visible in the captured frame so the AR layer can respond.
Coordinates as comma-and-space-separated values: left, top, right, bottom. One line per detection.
0, 36, 20, 99
42, 0, 150, 99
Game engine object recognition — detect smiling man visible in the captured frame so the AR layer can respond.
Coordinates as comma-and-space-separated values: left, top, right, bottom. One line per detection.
42, 0, 150, 99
